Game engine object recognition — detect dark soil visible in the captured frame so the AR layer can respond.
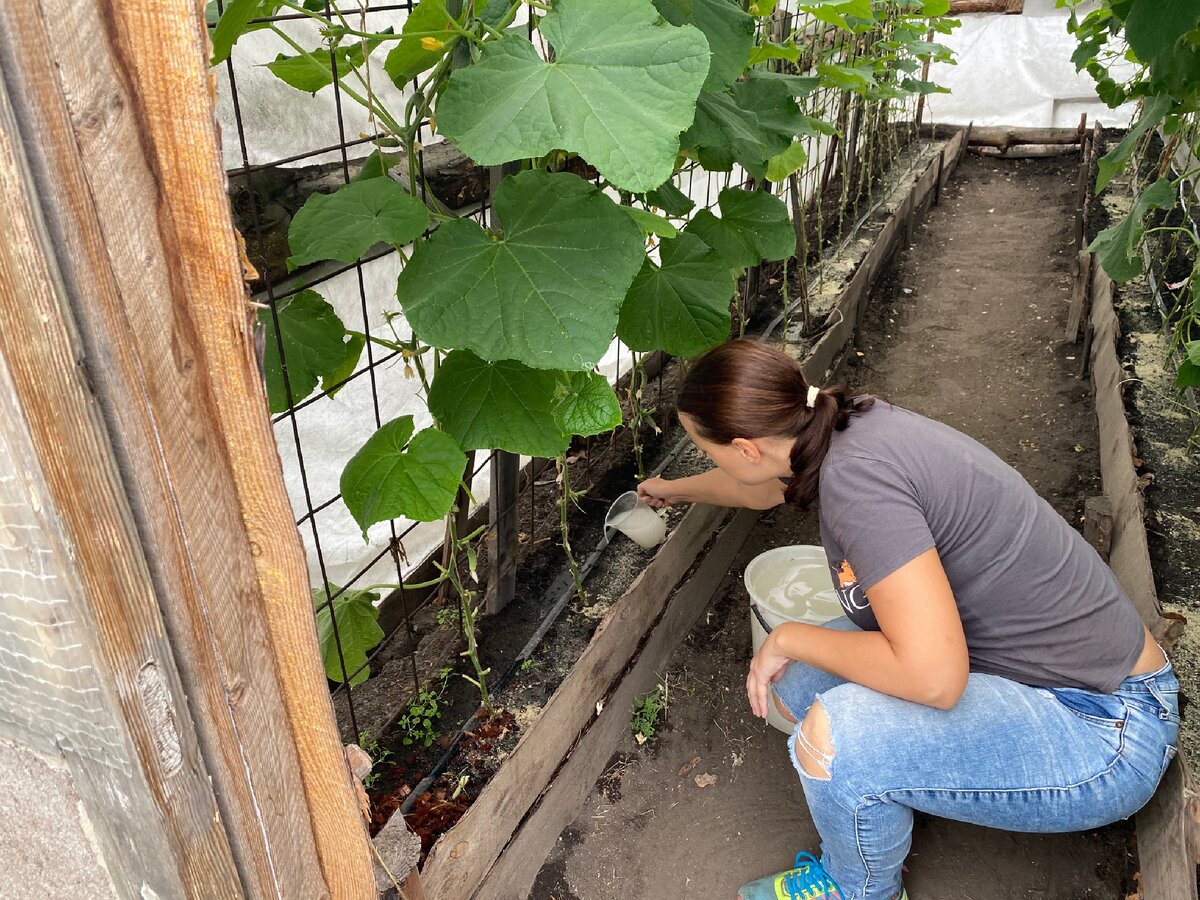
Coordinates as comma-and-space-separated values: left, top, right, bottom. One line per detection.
534, 151, 1138, 899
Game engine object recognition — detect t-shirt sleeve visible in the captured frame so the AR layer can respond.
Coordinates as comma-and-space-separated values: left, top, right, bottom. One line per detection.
820, 454, 935, 593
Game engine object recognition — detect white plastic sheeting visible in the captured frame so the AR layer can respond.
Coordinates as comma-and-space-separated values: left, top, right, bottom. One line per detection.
921, 0, 1138, 129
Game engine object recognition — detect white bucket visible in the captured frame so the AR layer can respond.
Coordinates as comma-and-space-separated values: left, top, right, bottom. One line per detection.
744, 545, 844, 734
604, 490, 667, 549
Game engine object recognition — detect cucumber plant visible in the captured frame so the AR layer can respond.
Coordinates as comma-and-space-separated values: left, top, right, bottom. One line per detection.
212, 0, 954, 705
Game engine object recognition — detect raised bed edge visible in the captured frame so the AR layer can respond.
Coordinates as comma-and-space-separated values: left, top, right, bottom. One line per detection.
1087, 261, 1200, 900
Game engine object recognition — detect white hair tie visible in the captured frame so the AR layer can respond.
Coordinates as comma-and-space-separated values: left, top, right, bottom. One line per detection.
806, 385, 820, 409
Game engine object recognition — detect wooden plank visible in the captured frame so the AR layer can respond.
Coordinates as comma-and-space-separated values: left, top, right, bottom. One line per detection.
474, 508, 760, 900
1138, 757, 1199, 900
420, 502, 732, 899
484, 451, 520, 615
0, 30, 241, 898
0, 3, 374, 896
807, 269, 866, 382
941, 134, 966, 192
1082, 495, 1114, 563
108, 6, 377, 895
1088, 264, 1170, 639
948, 0, 1022, 11
964, 126, 1084, 150
1066, 252, 1091, 341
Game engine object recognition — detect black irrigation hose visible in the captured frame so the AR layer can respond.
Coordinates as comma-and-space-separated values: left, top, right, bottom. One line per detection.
399, 142, 937, 816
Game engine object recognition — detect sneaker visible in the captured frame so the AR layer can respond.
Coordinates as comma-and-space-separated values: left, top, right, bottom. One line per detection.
736, 852, 842, 900
735, 852, 910, 900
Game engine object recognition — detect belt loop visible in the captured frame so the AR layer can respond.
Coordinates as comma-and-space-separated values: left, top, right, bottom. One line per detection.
1146, 679, 1174, 721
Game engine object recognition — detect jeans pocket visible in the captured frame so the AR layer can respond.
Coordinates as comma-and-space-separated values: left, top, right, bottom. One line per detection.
1047, 686, 1129, 730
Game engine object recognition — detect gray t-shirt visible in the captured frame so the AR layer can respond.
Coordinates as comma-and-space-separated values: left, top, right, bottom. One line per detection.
818, 402, 1144, 693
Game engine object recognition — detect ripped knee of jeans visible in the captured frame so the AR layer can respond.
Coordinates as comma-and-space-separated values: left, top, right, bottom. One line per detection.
794, 698, 834, 781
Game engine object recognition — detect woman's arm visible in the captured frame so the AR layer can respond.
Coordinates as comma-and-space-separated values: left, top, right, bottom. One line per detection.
747, 547, 969, 713
638, 468, 785, 511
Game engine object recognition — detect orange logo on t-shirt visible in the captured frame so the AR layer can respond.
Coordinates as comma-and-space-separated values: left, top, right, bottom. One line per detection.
831, 559, 870, 613
835, 560, 857, 589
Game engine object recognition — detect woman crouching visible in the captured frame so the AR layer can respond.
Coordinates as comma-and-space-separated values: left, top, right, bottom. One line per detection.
638, 338, 1177, 900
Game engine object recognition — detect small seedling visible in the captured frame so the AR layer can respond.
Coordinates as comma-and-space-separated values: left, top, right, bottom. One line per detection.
397, 670, 452, 748
519, 657, 537, 673
631, 681, 668, 745
360, 737, 395, 791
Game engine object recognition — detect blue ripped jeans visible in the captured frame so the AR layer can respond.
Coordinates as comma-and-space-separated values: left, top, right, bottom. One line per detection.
772, 618, 1179, 900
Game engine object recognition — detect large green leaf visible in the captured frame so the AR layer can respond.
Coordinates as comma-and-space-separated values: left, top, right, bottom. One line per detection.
1125, 0, 1200, 64
748, 40, 800, 67
210, 0, 277, 65
320, 333, 366, 398
435, 0, 710, 191
799, 0, 873, 30
1096, 94, 1171, 192
654, 0, 757, 92
265, 29, 392, 94
623, 206, 680, 238
684, 90, 765, 173
681, 75, 803, 179
1177, 354, 1200, 389
1089, 177, 1177, 283
554, 371, 623, 437
340, 416, 466, 539
428, 351, 572, 456
287, 177, 430, 269
643, 180, 696, 216
766, 140, 808, 183
683, 188, 794, 268
259, 290, 351, 413
384, 0, 461, 87
817, 62, 877, 91
1180, 340, 1200, 388
617, 232, 735, 356
397, 171, 646, 370
746, 71, 822, 97
313, 586, 384, 686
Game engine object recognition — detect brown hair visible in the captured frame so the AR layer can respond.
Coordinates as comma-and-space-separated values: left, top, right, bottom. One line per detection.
676, 338, 874, 507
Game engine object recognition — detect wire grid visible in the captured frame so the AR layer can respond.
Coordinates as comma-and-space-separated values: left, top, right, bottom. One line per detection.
213, 0, 918, 745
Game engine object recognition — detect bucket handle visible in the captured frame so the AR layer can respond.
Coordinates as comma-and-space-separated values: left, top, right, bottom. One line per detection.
749, 600, 773, 635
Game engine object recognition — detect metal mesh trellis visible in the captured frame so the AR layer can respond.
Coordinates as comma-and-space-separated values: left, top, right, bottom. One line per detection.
211, 0, 924, 747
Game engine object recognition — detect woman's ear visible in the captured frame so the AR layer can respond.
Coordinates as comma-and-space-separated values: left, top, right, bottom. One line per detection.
730, 437, 762, 463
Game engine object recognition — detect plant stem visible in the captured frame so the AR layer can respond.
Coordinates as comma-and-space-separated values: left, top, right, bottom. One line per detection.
555, 454, 586, 601
444, 509, 491, 711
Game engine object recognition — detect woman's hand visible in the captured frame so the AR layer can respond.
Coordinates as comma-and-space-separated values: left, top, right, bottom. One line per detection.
637, 477, 676, 509
747, 629, 794, 720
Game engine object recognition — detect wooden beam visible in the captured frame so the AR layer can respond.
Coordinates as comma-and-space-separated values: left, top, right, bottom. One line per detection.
0, 2, 374, 896
947, 0, 1023, 12
1082, 495, 1114, 563
1066, 252, 1092, 342
1087, 263, 1173, 640
964, 126, 1085, 151
0, 21, 240, 898
420, 502, 732, 899
474, 508, 760, 899
1138, 754, 1200, 900
484, 452, 521, 615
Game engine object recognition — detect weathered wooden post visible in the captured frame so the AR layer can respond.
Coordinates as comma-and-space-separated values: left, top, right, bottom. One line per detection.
0, 2, 374, 896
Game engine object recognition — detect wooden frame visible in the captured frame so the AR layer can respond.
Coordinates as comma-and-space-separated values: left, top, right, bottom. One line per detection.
0, 3, 373, 896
